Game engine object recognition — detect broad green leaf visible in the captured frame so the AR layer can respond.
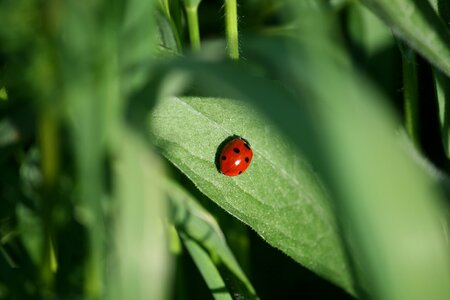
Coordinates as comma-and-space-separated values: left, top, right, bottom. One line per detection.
360, 0, 450, 78
308, 54, 450, 300
166, 179, 258, 299
281, 4, 450, 298
150, 96, 354, 294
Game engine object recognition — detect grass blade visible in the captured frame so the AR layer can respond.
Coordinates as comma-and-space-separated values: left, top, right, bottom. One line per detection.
181, 234, 233, 300
166, 179, 258, 299
361, 0, 450, 77
109, 130, 171, 300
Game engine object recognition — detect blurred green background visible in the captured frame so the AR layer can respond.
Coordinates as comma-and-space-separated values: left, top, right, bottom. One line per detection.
1, 0, 450, 299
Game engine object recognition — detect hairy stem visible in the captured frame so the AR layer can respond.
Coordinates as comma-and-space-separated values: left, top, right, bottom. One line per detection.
225, 0, 239, 59
186, 6, 201, 51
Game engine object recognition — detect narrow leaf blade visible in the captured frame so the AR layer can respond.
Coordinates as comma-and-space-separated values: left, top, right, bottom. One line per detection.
167, 179, 258, 299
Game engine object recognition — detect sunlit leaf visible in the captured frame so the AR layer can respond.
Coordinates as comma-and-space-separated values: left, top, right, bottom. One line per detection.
150, 96, 354, 294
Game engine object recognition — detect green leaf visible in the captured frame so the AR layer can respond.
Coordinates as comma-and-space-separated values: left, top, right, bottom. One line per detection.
54, 1, 124, 295
150, 96, 354, 294
307, 53, 450, 300
360, 0, 450, 77
280, 4, 450, 298
346, 2, 396, 57
434, 0, 450, 157
166, 179, 258, 299
434, 71, 450, 156
400, 43, 420, 147
156, 11, 181, 54
108, 130, 171, 300
16, 204, 42, 267
158, 0, 184, 49
181, 234, 233, 300
120, 0, 158, 96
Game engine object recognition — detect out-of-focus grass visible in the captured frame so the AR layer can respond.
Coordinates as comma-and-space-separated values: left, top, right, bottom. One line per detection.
1, 0, 450, 299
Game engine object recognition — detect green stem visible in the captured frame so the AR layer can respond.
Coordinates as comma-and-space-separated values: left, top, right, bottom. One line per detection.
401, 45, 420, 147
39, 109, 59, 187
186, 6, 201, 51
225, 0, 239, 59
434, 72, 449, 157
162, 0, 171, 17
38, 109, 59, 290
437, 0, 450, 158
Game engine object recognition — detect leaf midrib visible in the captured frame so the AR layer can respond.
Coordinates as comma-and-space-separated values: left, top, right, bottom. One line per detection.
170, 97, 331, 218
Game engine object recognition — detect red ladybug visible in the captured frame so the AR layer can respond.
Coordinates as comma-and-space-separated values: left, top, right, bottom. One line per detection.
218, 137, 253, 176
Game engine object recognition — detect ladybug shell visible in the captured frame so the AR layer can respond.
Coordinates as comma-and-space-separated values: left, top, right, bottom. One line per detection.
219, 137, 253, 176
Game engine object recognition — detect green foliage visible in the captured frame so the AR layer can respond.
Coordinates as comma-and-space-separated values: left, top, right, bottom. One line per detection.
150, 96, 352, 293
1, 0, 450, 299
360, 0, 450, 77
109, 130, 170, 300
167, 179, 257, 299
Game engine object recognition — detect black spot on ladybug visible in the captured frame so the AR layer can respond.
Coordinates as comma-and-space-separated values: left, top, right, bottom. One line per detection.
245, 157, 249, 163
233, 148, 240, 153
239, 171, 242, 174
222, 155, 227, 160
243, 143, 251, 150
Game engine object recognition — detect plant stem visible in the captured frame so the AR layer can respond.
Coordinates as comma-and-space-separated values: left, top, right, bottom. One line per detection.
39, 109, 59, 187
437, 0, 450, 159
38, 108, 59, 292
161, 0, 171, 17
434, 72, 449, 157
186, 6, 201, 51
401, 45, 420, 147
225, 0, 239, 59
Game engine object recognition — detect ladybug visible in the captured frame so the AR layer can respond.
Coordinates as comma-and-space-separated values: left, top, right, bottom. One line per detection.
218, 136, 253, 176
